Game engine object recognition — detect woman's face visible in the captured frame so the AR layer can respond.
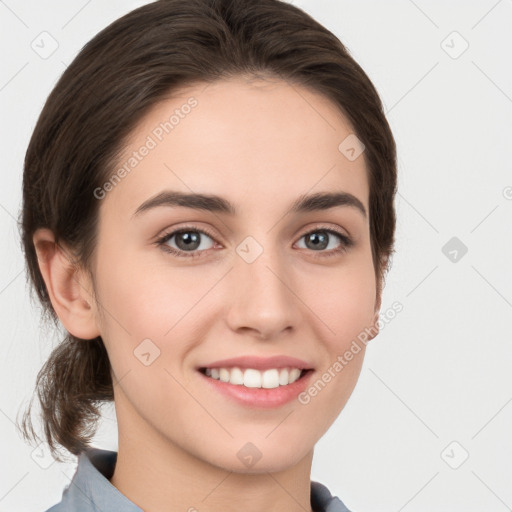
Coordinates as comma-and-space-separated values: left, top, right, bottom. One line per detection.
90, 76, 381, 473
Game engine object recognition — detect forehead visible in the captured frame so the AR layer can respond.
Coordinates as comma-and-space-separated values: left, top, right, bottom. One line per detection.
102, 76, 369, 220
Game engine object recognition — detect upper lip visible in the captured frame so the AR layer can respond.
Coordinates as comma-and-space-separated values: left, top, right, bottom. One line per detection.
198, 355, 314, 371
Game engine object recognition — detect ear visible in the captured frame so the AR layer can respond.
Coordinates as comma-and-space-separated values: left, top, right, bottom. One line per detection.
32, 228, 101, 340
366, 263, 386, 343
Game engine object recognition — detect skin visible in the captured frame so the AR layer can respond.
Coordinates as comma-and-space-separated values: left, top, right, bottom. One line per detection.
34, 76, 384, 512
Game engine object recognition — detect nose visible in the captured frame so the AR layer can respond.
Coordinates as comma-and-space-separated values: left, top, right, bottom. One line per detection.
225, 242, 303, 341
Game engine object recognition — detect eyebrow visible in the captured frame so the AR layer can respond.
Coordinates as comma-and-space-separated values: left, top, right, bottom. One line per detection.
132, 190, 367, 219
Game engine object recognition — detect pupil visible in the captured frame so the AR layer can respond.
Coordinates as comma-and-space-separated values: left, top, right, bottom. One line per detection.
178, 232, 200, 250
308, 231, 327, 250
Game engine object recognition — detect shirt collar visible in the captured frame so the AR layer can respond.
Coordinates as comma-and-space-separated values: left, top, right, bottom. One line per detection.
58, 447, 351, 512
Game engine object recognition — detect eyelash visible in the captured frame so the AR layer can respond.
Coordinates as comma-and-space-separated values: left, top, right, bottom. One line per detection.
155, 224, 354, 260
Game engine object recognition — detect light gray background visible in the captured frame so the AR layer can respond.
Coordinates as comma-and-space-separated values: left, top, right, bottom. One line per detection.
1, 1, 511, 511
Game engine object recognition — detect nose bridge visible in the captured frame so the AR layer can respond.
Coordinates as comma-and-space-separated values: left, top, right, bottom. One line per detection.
225, 234, 301, 339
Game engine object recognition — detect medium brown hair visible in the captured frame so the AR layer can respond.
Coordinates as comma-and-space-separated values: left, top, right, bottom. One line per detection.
17, 0, 397, 461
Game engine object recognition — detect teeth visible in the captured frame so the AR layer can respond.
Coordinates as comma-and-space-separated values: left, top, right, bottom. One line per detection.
229, 367, 244, 385
262, 369, 279, 389
203, 366, 304, 388
244, 369, 262, 388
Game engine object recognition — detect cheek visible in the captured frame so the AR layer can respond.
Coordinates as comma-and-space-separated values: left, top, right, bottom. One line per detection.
306, 260, 377, 349
93, 253, 219, 384
96, 252, 205, 338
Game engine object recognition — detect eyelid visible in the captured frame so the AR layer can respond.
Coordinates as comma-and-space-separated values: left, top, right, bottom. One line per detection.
155, 223, 353, 258
155, 224, 219, 258
156, 224, 218, 244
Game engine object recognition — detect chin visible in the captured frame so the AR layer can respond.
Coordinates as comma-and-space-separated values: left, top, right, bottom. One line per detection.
203, 439, 312, 475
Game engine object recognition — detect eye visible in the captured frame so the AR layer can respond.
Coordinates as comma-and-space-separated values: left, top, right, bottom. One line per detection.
155, 225, 353, 259
156, 226, 217, 259
295, 227, 353, 257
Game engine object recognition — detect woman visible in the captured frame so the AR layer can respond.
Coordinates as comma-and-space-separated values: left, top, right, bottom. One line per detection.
18, 0, 397, 510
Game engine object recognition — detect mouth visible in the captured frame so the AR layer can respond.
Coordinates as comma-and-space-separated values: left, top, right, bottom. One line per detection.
195, 355, 315, 407
197, 365, 315, 408
198, 366, 313, 389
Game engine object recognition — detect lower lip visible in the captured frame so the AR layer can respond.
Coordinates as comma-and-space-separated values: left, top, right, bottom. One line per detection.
198, 370, 314, 408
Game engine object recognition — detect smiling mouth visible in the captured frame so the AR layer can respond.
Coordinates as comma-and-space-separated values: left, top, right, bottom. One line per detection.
198, 367, 312, 389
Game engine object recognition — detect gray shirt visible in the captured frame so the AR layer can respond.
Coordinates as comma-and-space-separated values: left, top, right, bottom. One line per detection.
45, 448, 352, 512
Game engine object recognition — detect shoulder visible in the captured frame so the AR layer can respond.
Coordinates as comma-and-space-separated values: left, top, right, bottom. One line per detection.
40, 447, 142, 512
311, 480, 354, 512
39, 448, 111, 512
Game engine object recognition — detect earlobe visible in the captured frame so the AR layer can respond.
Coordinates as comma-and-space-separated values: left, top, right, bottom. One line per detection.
33, 228, 101, 340
366, 310, 380, 343
367, 277, 384, 342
